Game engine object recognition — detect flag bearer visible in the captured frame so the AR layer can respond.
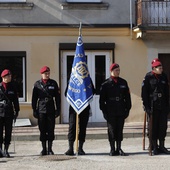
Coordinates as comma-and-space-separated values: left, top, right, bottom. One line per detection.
65, 80, 95, 156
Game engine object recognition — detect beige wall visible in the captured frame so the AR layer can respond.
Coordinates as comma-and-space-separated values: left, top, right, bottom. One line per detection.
0, 27, 147, 124
113, 36, 148, 122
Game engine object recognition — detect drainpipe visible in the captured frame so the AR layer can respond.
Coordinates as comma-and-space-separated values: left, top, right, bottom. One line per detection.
130, 0, 133, 39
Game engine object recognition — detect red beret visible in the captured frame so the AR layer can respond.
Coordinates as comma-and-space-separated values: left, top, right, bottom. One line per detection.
40, 66, 50, 74
110, 63, 119, 71
1, 69, 11, 77
152, 61, 162, 68
151, 58, 160, 64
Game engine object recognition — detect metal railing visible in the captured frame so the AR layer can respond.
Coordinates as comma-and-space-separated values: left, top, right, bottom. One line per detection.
137, 0, 170, 26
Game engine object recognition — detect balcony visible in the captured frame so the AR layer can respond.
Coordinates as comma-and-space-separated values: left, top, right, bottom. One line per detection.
136, 0, 170, 29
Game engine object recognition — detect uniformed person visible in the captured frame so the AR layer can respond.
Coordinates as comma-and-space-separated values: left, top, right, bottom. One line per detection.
0, 69, 20, 158
64, 106, 91, 156
99, 63, 131, 156
141, 58, 170, 155
32, 66, 61, 156
65, 80, 95, 156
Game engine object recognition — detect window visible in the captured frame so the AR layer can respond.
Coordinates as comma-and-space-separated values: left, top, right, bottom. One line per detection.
0, 0, 26, 2
0, 52, 26, 102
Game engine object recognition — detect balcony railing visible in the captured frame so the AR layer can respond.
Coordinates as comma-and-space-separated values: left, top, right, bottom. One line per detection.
137, 0, 170, 27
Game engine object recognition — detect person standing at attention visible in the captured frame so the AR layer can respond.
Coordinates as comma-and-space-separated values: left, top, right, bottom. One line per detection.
142, 58, 170, 155
0, 69, 19, 158
99, 63, 131, 156
32, 66, 61, 156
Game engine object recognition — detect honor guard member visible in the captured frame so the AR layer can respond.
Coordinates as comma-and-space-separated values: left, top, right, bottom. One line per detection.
32, 66, 61, 156
141, 59, 170, 155
99, 63, 131, 156
0, 69, 19, 158
65, 79, 95, 156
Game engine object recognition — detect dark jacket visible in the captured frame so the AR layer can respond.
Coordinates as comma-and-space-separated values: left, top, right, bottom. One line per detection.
99, 77, 131, 117
141, 71, 169, 112
0, 82, 20, 117
32, 79, 61, 114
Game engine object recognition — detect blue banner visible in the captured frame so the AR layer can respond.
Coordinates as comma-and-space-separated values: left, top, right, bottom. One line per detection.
66, 36, 93, 114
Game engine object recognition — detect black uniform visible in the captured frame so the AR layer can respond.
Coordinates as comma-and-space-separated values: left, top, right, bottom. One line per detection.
141, 71, 169, 154
32, 79, 60, 143
99, 77, 131, 155
0, 82, 19, 157
67, 105, 90, 143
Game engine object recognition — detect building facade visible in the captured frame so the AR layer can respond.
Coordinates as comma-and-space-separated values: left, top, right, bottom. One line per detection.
0, 0, 169, 125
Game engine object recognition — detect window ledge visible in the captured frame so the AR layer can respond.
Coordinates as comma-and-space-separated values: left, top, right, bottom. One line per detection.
0, 3, 34, 9
20, 102, 31, 105
61, 2, 109, 10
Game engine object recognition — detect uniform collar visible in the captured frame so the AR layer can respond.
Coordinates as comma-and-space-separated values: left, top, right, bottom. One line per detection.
2, 82, 8, 90
151, 71, 161, 79
111, 76, 118, 83
41, 78, 50, 84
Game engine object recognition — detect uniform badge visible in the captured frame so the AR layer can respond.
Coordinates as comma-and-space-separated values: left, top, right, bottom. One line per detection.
120, 85, 126, 88
8, 91, 14, 94
48, 86, 54, 89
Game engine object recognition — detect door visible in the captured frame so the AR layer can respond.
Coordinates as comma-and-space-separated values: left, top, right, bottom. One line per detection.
61, 51, 111, 123
159, 54, 170, 119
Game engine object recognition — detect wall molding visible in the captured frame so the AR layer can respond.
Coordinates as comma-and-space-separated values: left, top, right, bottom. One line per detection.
0, 3, 34, 9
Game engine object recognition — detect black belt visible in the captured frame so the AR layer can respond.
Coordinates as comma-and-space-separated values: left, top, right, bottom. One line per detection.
151, 93, 163, 98
40, 97, 52, 102
109, 97, 122, 101
157, 93, 162, 98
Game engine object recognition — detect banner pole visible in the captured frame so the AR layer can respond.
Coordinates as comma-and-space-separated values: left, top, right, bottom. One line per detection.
142, 112, 146, 150
75, 113, 79, 156
13, 120, 16, 153
75, 22, 81, 156
79, 22, 82, 36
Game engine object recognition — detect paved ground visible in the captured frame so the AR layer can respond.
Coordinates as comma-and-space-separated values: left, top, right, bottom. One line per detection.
1, 137, 170, 170
0, 121, 170, 170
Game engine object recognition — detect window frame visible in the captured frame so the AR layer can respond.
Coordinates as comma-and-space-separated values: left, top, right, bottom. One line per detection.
0, 52, 26, 102
20, 56, 26, 102
0, 0, 26, 2
66, 0, 102, 3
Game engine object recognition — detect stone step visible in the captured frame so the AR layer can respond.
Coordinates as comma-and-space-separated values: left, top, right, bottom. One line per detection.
11, 122, 170, 141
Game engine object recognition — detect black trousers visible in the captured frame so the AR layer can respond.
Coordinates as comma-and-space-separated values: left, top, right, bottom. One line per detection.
152, 109, 168, 141
0, 116, 13, 145
38, 113, 55, 142
107, 116, 125, 142
68, 108, 90, 142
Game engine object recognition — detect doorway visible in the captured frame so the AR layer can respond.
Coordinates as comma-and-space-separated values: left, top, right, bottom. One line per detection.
61, 51, 111, 123
159, 54, 170, 119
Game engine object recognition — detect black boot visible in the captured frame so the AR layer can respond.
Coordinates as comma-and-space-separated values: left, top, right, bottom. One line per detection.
109, 141, 116, 156
116, 141, 128, 156
65, 141, 74, 156
48, 141, 54, 155
4, 144, 10, 158
159, 140, 170, 154
41, 141, 47, 156
78, 141, 85, 155
0, 143, 3, 158
152, 140, 159, 155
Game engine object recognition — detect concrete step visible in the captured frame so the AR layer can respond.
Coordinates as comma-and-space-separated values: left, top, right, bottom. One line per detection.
11, 122, 170, 141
